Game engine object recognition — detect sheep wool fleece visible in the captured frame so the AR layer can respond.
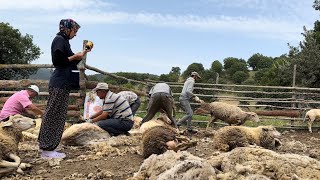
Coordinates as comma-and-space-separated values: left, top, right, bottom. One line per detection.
38, 87, 70, 151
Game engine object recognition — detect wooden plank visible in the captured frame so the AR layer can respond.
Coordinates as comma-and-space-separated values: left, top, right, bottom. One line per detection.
0, 91, 81, 97
147, 79, 320, 92
0, 104, 80, 111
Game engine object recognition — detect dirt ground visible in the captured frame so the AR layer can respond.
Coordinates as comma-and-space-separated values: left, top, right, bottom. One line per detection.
3, 127, 320, 180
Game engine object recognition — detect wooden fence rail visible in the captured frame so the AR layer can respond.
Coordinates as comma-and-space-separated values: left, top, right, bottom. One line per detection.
1, 63, 320, 130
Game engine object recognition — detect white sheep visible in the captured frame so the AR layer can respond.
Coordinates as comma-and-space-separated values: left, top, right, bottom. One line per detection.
61, 123, 111, 146
22, 118, 72, 140
303, 109, 320, 133
197, 101, 260, 129
139, 112, 173, 134
0, 114, 36, 175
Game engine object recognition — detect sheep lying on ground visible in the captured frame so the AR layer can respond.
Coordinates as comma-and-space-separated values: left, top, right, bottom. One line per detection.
303, 109, 320, 133
139, 112, 173, 134
22, 118, 71, 140
197, 101, 260, 129
61, 123, 111, 146
0, 115, 36, 176
213, 125, 281, 151
131, 150, 216, 180
142, 125, 197, 159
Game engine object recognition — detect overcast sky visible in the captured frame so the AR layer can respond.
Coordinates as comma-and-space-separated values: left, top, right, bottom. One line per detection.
0, 0, 318, 75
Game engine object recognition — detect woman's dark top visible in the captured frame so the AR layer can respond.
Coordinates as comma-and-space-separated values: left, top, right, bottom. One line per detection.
49, 32, 81, 90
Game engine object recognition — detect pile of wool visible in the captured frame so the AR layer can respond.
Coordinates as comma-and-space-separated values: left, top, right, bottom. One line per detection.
208, 147, 320, 179
131, 150, 216, 180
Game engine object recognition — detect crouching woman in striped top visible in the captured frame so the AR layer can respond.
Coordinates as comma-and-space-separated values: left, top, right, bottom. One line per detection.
86, 83, 134, 136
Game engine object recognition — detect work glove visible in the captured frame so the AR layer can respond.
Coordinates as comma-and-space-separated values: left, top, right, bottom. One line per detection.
194, 96, 204, 103
194, 96, 200, 102
85, 119, 93, 123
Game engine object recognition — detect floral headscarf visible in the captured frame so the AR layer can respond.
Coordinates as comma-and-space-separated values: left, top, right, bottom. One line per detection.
59, 19, 80, 37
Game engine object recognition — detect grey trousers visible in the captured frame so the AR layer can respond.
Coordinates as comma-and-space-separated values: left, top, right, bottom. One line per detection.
178, 97, 193, 129
141, 92, 177, 127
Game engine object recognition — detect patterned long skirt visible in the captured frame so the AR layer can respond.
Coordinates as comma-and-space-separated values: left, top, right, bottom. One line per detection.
38, 87, 70, 151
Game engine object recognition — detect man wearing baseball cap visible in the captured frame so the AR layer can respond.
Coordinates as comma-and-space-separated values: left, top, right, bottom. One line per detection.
177, 71, 202, 133
0, 85, 43, 121
86, 83, 134, 136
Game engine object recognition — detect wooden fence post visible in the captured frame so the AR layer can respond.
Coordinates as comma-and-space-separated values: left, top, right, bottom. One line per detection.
215, 73, 219, 84
77, 40, 88, 110
291, 64, 297, 127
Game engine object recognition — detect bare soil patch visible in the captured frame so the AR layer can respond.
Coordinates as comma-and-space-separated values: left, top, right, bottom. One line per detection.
3, 128, 320, 180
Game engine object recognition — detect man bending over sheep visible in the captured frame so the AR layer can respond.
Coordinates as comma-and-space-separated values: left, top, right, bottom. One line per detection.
117, 91, 141, 116
86, 83, 134, 136
140, 83, 177, 128
0, 85, 43, 122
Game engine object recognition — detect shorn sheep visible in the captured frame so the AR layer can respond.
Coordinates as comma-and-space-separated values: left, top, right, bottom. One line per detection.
213, 125, 281, 151
303, 109, 320, 133
197, 101, 260, 129
0, 115, 36, 176
139, 112, 173, 134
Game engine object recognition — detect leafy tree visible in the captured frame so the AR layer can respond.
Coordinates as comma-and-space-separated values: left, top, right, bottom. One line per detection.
248, 53, 274, 70
232, 71, 249, 84
0, 22, 41, 80
170, 67, 181, 75
159, 74, 170, 82
313, 0, 320, 10
289, 26, 320, 87
226, 61, 248, 79
113, 72, 158, 81
254, 55, 292, 86
181, 62, 205, 81
159, 66, 181, 82
210, 60, 223, 74
313, 20, 320, 44
223, 57, 246, 70
201, 69, 217, 83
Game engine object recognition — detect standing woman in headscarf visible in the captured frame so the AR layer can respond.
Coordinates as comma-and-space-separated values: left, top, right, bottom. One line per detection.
38, 19, 90, 159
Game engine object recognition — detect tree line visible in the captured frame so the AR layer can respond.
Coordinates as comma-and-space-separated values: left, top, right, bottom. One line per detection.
1, 1, 320, 88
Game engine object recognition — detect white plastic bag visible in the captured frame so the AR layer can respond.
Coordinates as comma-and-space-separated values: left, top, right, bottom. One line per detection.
83, 92, 103, 119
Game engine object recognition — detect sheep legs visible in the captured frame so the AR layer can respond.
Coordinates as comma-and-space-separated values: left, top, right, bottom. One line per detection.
206, 116, 217, 130
308, 120, 313, 133
175, 135, 197, 151
0, 154, 21, 168
175, 140, 197, 151
0, 153, 30, 175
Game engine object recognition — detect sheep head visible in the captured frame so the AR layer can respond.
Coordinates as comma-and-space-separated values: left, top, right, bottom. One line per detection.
246, 112, 260, 123
261, 126, 281, 138
1, 115, 36, 131
260, 126, 282, 149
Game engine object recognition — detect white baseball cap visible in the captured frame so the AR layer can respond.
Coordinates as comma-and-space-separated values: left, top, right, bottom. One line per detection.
28, 85, 40, 95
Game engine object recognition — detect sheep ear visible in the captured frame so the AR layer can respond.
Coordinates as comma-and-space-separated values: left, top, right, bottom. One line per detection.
262, 127, 269, 131
2, 121, 13, 127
